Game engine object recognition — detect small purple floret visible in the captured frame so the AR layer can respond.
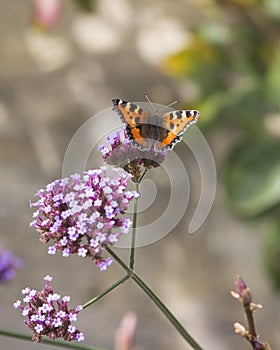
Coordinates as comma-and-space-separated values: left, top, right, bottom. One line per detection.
99, 129, 166, 182
14, 276, 84, 343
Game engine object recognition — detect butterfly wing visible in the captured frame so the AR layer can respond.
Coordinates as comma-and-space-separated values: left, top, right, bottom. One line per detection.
112, 99, 148, 127
112, 99, 151, 149
157, 110, 200, 150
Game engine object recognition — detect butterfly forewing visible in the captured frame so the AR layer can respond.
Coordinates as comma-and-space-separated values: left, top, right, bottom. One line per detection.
162, 110, 200, 136
112, 99, 148, 128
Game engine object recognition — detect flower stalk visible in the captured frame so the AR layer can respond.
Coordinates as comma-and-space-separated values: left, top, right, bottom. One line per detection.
0, 329, 102, 350
131, 273, 204, 350
129, 182, 139, 270
82, 274, 130, 309
106, 246, 204, 350
231, 276, 271, 350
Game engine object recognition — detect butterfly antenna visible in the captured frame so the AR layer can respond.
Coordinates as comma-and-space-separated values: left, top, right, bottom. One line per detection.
158, 98, 180, 113
143, 92, 157, 112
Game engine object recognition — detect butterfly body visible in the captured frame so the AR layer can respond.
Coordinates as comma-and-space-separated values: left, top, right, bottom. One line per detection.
113, 99, 200, 152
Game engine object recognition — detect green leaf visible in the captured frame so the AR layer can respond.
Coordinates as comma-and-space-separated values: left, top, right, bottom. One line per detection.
226, 138, 280, 217
218, 79, 269, 132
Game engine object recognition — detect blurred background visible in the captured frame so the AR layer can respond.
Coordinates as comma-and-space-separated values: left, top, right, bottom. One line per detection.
1, 0, 280, 349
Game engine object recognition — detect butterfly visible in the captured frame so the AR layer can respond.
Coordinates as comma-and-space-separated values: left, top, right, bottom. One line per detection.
112, 98, 200, 152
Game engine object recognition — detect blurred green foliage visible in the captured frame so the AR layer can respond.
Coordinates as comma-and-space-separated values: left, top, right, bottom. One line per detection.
164, 0, 280, 287
74, 0, 96, 12
226, 138, 280, 217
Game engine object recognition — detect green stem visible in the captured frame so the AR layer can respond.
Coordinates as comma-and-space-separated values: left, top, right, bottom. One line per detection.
105, 246, 204, 350
132, 273, 204, 350
0, 329, 103, 350
82, 274, 130, 309
129, 182, 139, 270
138, 168, 148, 183
106, 246, 130, 273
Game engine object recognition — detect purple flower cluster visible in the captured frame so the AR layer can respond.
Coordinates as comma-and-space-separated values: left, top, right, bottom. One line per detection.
14, 275, 84, 343
99, 129, 166, 182
30, 167, 138, 270
0, 249, 22, 283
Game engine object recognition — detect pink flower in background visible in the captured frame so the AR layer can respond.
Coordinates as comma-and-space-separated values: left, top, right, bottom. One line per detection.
32, 0, 62, 30
114, 312, 138, 350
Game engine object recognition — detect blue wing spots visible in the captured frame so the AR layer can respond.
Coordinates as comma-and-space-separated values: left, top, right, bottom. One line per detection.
129, 104, 137, 112
175, 111, 182, 119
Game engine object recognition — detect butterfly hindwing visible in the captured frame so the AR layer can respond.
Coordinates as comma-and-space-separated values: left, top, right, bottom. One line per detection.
154, 131, 182, 151
126, 126, 151, 149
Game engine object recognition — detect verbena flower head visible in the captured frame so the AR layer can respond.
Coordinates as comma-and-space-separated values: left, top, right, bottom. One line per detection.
14, 275, 84, 343
0, 249, 22, 283
99, 129, 166, 182
30, 167, 138, 270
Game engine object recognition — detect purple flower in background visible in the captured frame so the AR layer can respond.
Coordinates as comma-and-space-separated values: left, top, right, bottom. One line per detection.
30, 167, 138, 270
14, 275, 84, 343
0, 249, 22, 283
99, 129, 166, 182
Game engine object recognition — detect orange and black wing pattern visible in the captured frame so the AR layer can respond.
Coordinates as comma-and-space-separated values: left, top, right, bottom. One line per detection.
112, 99, 151, 149
113, 99, 200, 151
156, 110, 200, 150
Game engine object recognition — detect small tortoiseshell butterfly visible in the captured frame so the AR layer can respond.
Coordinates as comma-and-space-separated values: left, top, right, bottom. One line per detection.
112, 98, 200, 152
